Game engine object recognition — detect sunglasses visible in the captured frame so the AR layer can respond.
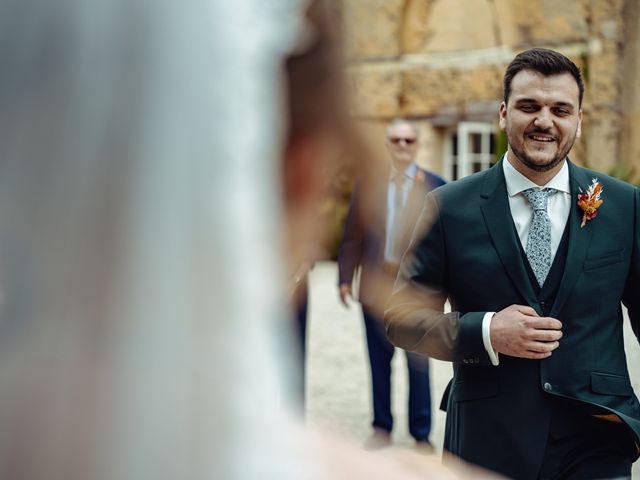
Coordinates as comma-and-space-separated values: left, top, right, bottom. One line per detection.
388, 137, 417, 145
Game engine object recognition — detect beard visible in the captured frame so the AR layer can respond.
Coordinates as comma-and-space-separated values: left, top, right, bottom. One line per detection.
508, 128, 577, 173
391, 154, 413, 171
510, 144, 566, 172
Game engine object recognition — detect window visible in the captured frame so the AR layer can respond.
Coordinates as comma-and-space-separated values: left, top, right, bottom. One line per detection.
444, 122, 497, 180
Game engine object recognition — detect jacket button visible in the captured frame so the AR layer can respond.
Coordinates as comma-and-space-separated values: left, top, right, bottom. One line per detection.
543, 382, 552, 392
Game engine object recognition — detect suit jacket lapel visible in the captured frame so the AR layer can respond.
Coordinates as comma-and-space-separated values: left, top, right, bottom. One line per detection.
550, 161, 595, 316
479, 161, 540, 309
401, 175, 428, 246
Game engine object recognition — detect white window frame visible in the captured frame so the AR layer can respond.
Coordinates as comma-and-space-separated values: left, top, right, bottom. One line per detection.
444, 121, 496, 180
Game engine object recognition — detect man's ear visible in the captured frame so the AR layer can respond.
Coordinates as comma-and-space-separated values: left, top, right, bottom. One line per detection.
498, 102, 507, 131
576, 109, 582, 138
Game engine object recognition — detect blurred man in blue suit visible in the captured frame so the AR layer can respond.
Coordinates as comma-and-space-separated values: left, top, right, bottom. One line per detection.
338, 118, 445, 451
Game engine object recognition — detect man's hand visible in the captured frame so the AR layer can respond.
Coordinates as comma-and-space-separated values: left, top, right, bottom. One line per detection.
490, 304, 562, 359
339, 283, 353, 308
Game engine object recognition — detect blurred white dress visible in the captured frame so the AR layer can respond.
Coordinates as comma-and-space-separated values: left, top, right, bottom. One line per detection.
0, 0, 307, 478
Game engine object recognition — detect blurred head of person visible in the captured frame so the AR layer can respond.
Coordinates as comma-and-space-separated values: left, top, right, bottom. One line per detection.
282, 0, 348, 274
386, 118, 419, 171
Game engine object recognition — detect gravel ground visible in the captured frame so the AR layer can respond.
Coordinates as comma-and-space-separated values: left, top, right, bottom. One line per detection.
305, 261, 640, 475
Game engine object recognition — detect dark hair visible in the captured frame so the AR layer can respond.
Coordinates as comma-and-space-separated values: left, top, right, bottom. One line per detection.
284, 0, 344, 139
503, 48, 584, 107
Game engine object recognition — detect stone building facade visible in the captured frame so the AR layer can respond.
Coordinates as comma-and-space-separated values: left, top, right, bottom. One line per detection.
344, 0, 640, 183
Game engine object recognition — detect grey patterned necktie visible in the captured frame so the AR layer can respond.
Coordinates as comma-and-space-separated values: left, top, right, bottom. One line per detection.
522, 188, 557, 287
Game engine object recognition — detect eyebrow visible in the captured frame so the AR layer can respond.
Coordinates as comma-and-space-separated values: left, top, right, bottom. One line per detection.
514, 98, 576, 109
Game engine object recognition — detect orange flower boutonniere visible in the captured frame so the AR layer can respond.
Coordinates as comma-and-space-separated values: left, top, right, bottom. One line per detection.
577, 178, 603, 228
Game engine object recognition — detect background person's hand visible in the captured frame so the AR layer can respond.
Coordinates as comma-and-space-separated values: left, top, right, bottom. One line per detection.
490, 304, 562, 359
338, 283, 353, 308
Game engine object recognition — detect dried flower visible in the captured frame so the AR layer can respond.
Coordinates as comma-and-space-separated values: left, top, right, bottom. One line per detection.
577, 178, 603, 228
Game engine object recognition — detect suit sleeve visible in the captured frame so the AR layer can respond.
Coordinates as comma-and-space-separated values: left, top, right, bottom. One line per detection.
384, 192, 491, 364
623, 187, 640, 343
337, 182, 364, 286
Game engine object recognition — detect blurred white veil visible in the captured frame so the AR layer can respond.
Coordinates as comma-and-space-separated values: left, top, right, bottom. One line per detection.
0, 0, 307, 478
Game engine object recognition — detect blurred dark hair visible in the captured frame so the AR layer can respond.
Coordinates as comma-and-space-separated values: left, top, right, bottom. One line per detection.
503, 48, 584, 107
284, 0, 346, 140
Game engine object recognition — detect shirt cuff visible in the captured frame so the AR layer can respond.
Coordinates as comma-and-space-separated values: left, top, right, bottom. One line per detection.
482, 312, 499, 366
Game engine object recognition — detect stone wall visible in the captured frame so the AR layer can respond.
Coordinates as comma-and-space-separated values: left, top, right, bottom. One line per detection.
620, 0, 640, 180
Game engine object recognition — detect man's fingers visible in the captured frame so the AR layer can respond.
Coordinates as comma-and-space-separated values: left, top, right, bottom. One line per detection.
528, 328, 563, 342
527, 316, 563, 330
523, 350, 554, 360
492, 307, 563, 359
511, 306, 562, 330
542, 330, 562, 341
525, 340, 560, 353
515, 305, 539, 316
506, 349, 554, 360
540, 317, 563, 330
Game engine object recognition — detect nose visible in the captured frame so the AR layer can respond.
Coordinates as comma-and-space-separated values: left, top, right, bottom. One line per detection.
533, 108, 553, 129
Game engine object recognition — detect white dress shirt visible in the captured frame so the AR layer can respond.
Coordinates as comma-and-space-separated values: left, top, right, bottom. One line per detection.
385, 162, 418, 264
482, 157, 571, 365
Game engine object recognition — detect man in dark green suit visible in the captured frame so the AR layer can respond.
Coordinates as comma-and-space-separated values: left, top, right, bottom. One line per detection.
385, 48, 640, 479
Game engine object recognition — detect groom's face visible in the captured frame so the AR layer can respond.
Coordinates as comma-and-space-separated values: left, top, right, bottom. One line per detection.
499, 69, 582, 176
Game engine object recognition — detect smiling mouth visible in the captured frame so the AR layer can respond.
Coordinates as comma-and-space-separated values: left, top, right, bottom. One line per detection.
528, 134, 555, 143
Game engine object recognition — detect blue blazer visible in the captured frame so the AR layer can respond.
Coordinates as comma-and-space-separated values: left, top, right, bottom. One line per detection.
338, 167, 446, 307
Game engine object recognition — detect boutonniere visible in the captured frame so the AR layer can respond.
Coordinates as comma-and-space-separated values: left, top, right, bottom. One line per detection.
577, 178, 603, 228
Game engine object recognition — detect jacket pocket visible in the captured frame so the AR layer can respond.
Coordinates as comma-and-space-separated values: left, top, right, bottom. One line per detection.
590, 372, 633, 397
454, 378, 499, 402
583, 249, 625, 271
